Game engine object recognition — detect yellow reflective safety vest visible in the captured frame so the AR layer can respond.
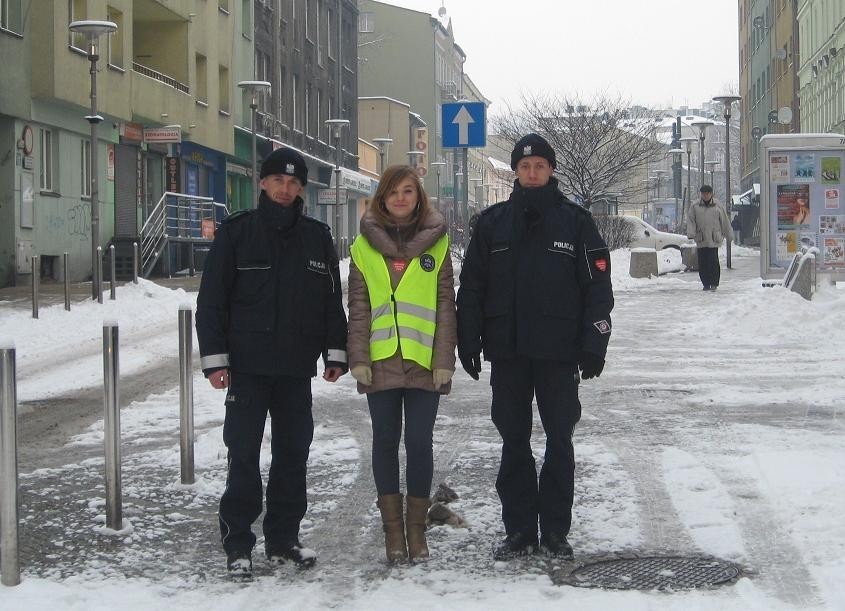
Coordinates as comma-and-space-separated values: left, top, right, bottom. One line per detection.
350, 233, 449, 370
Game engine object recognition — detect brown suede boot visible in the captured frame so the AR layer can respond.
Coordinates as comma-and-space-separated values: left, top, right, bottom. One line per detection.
377, 494, 408, 563
405, 496, 431, 561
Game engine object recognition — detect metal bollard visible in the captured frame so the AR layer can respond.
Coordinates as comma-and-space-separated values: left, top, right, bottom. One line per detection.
31, 255, 39, 319
178, 306, 195, 485
109, 244, 116, 301
96, 247, 104, 304
1, 346, 21, 586
63, 252, 71, 311
132, 242, 139, 284
188, 243, 196, 278
103, 322, 123, 530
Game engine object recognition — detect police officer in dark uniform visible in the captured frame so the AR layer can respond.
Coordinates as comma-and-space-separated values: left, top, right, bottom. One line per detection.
196, 147, 348, 576
456, 133, 614, 560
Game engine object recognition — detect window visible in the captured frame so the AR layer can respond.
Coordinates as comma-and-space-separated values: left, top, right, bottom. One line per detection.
39, 128, 56, 191
219, 65, 230, 113
255, 51, 270, 113
1, 0, 23, 33
196, 53, 208, 103
242, 0, 251, 37
106, 6, 124, 67
316, 0, 322, 65
305, 83, 311, 135
326, 8, 333, 58
305, 0, 311, 40
358, 11, 374, 33
68, 0, 86, 49
316, 88, 321, 136
292, 74, 299, 131
81, 139, 91, 197
279, 66, 286, 116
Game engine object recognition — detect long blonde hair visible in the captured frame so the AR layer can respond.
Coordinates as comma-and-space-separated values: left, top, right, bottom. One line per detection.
368, 165, 431, 226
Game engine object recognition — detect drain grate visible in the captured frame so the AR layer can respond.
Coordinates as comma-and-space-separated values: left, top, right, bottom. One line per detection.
560, 555, 741, 591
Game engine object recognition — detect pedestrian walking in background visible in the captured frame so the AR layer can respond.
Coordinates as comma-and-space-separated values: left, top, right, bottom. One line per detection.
456, 133, 614, 561
687, 184, 733, 291
347, 165, 457, 563
196, 148, 348, 576
731, 213, 742, 245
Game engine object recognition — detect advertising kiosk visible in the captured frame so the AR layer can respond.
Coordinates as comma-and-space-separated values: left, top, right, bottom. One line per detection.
760, 133, 845, 282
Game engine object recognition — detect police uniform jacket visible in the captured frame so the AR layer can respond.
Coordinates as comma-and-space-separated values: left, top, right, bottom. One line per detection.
456, 177, 614, 363
196, 194, 347, 378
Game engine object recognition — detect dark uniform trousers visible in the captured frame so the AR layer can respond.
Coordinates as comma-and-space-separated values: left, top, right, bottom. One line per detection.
697, 247, 720, 288
490, 357, 582, 540
219, 372, 313, 555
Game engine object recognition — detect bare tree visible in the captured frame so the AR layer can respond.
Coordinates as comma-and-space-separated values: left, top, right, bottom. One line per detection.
593, 214, 635, 250
491, 92, 667, 209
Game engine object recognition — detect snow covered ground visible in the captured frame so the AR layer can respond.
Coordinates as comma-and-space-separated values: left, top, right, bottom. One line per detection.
1, 245, 844, 610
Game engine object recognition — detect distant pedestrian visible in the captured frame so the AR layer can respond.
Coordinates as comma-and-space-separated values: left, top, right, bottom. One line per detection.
347, 165, 457, 563
687, 184, 733, 291
731, 214, 742, 245
196, 147, 348, 577
456, 133, 614, 561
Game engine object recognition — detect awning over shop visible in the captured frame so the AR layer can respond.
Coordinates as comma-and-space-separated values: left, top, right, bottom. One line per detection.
737, 183, 760, 206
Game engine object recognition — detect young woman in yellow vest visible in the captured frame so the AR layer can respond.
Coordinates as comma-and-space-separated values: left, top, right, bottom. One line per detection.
348, 164, 457, 563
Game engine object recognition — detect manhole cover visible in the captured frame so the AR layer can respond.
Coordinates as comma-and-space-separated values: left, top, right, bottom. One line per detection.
561, 556, 741, 591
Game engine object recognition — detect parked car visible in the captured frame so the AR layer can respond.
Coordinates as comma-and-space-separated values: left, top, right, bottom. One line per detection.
621, 215, 692, 250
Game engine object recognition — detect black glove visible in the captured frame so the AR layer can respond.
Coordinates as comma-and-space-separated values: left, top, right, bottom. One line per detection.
459, 351, 482, 381
578, 351, 605, 380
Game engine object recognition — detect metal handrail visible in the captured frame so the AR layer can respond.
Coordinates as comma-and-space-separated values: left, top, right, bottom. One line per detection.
139, 192, 228, 276
132, 61, 190, 94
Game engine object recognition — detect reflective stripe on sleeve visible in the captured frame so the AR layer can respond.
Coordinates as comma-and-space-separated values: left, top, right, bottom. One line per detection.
201, 353, 230, 370
326, 349, 347, 363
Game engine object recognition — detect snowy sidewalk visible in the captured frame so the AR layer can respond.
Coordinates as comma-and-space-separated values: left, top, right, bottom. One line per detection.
3, 246, 845, 610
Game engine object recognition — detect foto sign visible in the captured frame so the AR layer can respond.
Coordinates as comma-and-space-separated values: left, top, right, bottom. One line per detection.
441, 102, 486, 148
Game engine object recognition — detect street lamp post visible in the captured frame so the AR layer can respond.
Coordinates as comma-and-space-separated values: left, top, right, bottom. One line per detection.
373, 137, 392, 175
713, 94, 741, 268
237, 81, 272, 203
668, 148, 685, 231
430, 160, 448, 240
680, 136, 698, 230
704, 160, 719, 188
325, 119, 350, 252
691, 119, 715, 189
68, 20, 117, 301
652, 169, 667, 199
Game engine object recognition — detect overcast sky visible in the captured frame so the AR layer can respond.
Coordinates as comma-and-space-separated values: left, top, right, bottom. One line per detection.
376, 0, 740, 112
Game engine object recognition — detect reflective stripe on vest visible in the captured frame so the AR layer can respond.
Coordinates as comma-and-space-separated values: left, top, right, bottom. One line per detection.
351, 233, 449, 370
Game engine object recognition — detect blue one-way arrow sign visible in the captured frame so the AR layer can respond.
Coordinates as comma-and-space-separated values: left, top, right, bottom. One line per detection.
442, 102, 486, 148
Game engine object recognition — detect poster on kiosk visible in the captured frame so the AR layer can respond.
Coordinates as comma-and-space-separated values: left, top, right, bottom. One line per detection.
760, 133, 845, 281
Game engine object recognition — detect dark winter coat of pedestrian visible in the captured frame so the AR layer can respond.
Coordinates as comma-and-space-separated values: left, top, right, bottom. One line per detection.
196, 147, 348, 576
686, 184, 733, 290
348, 164, 457, 563
456, 133, 614, 561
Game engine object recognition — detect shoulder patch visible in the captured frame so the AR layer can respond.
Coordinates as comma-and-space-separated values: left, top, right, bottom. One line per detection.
221, 209, 254, 224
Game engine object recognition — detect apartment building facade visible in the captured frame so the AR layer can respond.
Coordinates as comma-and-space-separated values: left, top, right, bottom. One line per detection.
0, 0, 250, 287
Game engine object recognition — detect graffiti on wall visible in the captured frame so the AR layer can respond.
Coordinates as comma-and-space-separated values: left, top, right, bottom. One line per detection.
67, 202, 91, 240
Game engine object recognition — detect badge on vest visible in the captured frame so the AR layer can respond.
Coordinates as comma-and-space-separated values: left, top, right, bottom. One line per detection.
420, 254, 436, 272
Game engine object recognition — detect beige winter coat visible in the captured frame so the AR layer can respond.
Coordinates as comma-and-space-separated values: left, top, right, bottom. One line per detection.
347, 208, 457, 394
687, 198, 734, 248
